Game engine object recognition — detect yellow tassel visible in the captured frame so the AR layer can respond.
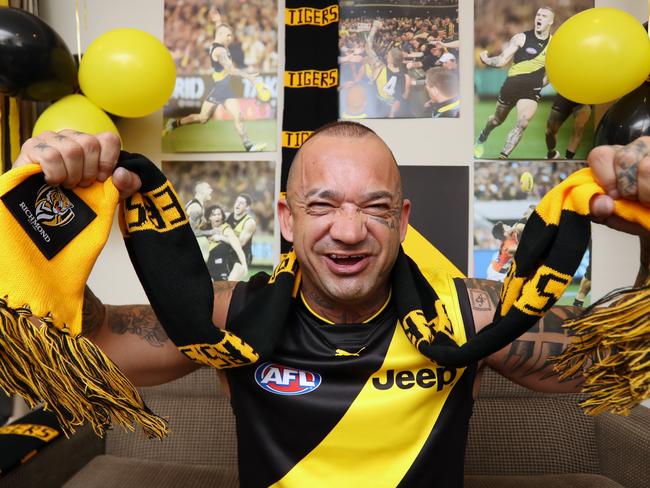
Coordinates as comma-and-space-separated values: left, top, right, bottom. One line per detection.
0, 297, 169, 438
552, 280, 650, 416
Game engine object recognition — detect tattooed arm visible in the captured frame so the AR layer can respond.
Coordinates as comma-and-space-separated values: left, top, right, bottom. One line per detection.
81, 282, 237, 386
464, 278, 586, 393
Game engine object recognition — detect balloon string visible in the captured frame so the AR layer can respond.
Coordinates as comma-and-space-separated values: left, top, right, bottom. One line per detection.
75, 0, 82, 62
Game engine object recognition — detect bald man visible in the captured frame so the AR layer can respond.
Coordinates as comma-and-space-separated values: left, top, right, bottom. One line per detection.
12, 124, 650, 486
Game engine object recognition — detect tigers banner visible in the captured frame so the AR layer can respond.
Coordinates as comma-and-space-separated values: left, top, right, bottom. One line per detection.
281, 0, 339, 251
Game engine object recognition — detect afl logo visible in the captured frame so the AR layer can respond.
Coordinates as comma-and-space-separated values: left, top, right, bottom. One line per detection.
254, 363, 321, 396
525, 47, 538, 55
34, 185, 75, 227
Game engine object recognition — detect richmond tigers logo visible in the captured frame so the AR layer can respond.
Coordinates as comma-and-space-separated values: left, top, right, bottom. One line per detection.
34, 185, 75, 227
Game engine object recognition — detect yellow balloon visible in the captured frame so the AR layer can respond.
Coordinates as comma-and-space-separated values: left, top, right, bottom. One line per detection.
546, 8, 650, 105
79, 28, 176, 118
32, 94, 120, 138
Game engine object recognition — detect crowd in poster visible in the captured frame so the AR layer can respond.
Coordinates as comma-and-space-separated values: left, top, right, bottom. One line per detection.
473, 159, 591, 306
162, 0, 278, 152
339, 0, 459, 119
474, 0, 595, 160
162, 160, 276, 281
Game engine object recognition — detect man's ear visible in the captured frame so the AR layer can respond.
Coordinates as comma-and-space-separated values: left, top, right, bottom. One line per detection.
277, 197, 294, 243
399, 199, 411, 242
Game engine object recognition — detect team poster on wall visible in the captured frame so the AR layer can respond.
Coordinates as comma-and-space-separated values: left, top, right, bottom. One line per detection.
162, 0, 278, 153
339, 0, 460, 119
162, 160, 276, 282
473, 159, 591, 307
474, 0, 595, 160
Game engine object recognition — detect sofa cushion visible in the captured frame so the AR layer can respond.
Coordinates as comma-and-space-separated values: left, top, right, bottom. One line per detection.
464, 474, 623, 488
106, 368, 238, 467
63, 455, 238, 488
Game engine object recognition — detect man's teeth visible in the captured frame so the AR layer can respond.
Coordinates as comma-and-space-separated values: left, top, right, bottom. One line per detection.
329, 255, 364, 260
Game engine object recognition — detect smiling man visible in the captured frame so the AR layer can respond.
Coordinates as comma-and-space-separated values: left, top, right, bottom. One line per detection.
10, 121, 650, 487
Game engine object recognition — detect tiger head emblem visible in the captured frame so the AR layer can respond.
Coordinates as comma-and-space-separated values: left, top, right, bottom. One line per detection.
34, 185, 75, 227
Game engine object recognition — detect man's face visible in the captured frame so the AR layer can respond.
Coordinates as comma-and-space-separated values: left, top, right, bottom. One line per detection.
197, 183, 213, 200
234, 196, 248, 217
535, 9, 554, 32
209, 209, 224, 227
278, 134, 411, 308
217, 27, 233, 46
443, 59, 457, 70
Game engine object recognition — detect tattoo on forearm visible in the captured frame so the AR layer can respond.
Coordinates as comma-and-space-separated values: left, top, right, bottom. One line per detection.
81, 287, 106, 337
106, 305, 168, 348
502, 306, 583, 381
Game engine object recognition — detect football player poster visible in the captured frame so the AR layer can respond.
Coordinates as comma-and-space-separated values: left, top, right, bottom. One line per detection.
162, 0, 278, 153
339, 0, 460, 119
162, 160, 276, 282
474, 159, 591, 307
474, 0, 595, 160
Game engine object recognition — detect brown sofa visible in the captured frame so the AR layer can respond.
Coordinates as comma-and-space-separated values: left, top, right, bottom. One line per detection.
2, 367, 648, 488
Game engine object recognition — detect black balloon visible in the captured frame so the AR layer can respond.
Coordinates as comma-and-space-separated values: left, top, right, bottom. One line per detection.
0, 7, 77, 101
594, 82, 650, 146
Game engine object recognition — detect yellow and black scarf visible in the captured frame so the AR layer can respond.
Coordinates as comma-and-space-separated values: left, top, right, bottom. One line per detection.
0, 153, 648, 439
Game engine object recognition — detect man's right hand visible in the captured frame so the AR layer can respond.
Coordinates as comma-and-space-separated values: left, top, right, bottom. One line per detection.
12, 130, 141, 200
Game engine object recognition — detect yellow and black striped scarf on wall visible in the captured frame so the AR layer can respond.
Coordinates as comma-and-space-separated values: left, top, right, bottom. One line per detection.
280, 0, 339, 252
0, 155, 648, 439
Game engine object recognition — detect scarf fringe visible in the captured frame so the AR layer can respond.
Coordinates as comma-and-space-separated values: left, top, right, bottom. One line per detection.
0, 297, 168, 438
552, 281, 650, 416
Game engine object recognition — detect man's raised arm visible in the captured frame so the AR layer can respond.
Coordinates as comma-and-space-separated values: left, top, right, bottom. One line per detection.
465, 278, 586, 393
466, 135, 650, 393
12, 130, 236, 387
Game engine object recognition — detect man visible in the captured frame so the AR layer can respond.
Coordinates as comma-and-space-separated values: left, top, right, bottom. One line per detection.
475, 7, 555, 159
226, 193, 256, 267
406, 42, 444, 72
545, 93, 592, 159
163, 23, 266, 152
185, 181, 213, 235
424, 67, 459, 118
438, 52, 457, 71
204, 205, 248, 282
11, 123, 650, 485
366, 21, 412, 118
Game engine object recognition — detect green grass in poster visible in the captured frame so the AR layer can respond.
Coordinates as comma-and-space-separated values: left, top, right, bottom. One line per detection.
474, 98, 594, 160
162, 119, 276, 153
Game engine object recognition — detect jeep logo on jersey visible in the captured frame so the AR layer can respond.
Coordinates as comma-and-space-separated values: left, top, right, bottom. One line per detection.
372, 367, 457, 391
254, 363, 321, 395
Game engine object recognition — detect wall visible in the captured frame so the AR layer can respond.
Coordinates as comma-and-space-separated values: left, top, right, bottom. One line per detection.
39, 0, 646, 304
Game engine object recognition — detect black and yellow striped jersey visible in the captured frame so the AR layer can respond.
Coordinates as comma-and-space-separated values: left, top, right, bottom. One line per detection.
507, 30, 550, 87
226, 269, 476, 487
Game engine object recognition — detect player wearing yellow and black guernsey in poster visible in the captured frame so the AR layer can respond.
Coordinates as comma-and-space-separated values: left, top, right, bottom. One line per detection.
164, 18, 266, 152
474, 7, 554, 159
226, 193, 256, 266
366, 20, 412, 118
